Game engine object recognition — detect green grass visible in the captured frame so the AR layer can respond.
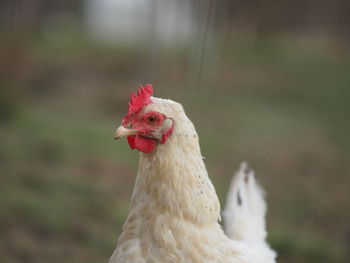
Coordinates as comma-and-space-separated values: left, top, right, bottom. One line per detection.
1, 36, 350, 263
0, 110, 136, 263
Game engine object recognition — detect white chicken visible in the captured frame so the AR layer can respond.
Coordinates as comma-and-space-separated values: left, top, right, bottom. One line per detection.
110, 84, 276, 263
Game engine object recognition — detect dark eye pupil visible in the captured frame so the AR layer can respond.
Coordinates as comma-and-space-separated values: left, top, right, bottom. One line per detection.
148, 116, 156, 122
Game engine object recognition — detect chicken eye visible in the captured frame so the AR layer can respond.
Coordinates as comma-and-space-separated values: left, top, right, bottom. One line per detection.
146, 115, 157, 124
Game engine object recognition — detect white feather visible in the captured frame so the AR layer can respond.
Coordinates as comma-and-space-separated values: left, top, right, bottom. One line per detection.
224, 162, 277, 262
109, 97, 276, 263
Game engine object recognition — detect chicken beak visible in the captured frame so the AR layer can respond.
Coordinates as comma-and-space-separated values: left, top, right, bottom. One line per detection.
114, 125, 137, 140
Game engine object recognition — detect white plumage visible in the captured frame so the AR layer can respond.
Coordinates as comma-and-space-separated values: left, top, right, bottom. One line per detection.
224, 162, 277, 262
110, 96, 277, 263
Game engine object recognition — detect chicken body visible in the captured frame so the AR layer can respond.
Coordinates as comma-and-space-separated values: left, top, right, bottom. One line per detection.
110, 97, 276, 263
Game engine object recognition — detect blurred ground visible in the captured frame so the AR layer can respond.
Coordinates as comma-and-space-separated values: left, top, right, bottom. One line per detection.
1, 1, 350, 263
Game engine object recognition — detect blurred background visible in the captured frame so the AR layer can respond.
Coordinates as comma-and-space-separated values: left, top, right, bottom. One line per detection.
0, 0, 349, 262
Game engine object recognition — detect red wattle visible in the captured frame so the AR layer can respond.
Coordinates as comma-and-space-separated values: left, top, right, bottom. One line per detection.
127, 136, 136, 149
127, 135, 157, 153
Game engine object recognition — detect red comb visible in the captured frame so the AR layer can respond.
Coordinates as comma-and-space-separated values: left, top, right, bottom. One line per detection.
125, 84, 153, 119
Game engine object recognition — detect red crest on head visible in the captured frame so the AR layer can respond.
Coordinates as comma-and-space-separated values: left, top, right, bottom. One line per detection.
122, 84, 153, 124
